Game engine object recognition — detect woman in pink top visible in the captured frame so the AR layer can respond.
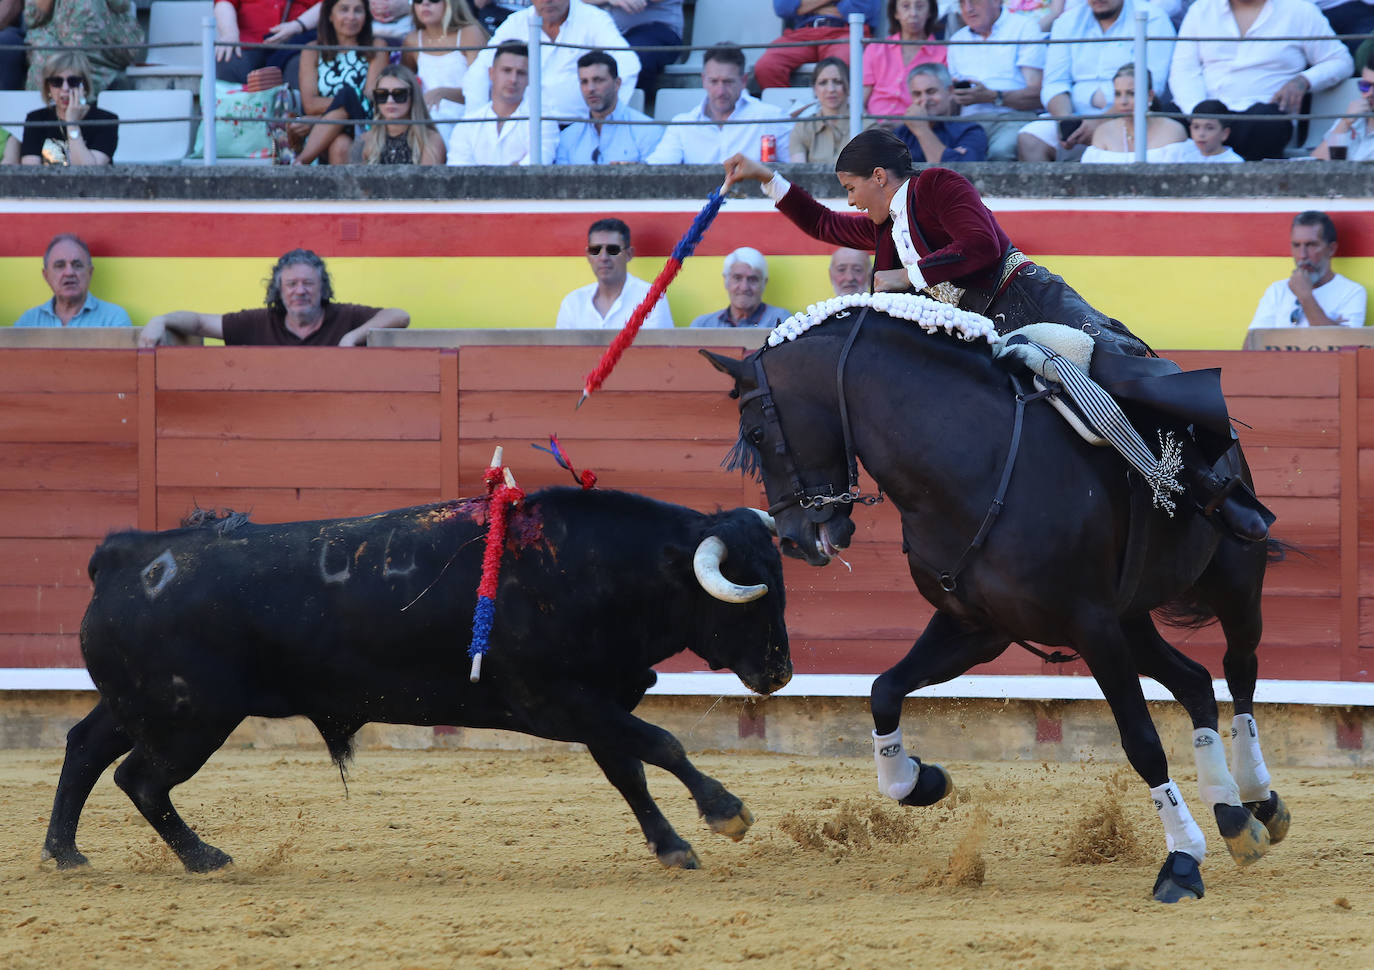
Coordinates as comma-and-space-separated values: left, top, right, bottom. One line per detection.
862, 0, 944, 123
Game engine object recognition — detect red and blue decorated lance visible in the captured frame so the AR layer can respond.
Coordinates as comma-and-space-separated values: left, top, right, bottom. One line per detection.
467, 447, 525, 683
578, 186, 729, 407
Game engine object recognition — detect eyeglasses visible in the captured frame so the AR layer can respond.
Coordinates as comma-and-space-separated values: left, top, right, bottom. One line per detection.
414, 0, 444, 5
46, 75, 85, 89
374, 88, 411, 103
1359, 80, 1373, 94
586, 244, 623, 256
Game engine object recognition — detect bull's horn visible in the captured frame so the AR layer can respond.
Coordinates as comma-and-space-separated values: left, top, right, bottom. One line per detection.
694, 536, 768, 604
750, 508, 777, 536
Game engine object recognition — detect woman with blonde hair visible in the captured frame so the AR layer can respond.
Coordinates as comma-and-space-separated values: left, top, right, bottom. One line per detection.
1082, 63, 1186, 164
20, 51, 119, 165
352, 63, 446, 163
403, 0, 487, 111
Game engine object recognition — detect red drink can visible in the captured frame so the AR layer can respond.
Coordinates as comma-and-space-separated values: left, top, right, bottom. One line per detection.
760, 134, 776, 163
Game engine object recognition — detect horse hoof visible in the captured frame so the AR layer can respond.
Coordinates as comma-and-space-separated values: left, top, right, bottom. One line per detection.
1214, 803, 1271, 867
656, 846, 701, 870
1246, 791, 1291, 845
1152, 851, 1204, 903
898, 762, 953, 807
708, 805, 754, 842
183, 846, 233, 873
41, 845, 89, 870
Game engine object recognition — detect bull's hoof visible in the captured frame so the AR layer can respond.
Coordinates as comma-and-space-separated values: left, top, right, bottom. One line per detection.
898, 761, 954, 807
1214, 803, 1271, 867
41, 844, 89, 870
1246, 791, 1291, 845
1152, 851, 1204, 903
654, 845, 701, 870
182, 845, 233, 873
707, 805, 754, 842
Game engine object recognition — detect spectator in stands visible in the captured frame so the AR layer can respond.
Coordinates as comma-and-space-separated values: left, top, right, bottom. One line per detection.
582, 0, 682, 99
753, 0, 882, 92
349, 64, 446, 162
462, 0, 639, 122
829, 246, 870, 295
1016, 0, 1175, 162
1249, 211, 1366, 329
1169, 0, 1353, 161
20, 52, 117, 165
447, 41, 559, 164
23, 0, 144, 95
293, 0, 388, 165
689, 248, 790, 328
1080, 63, 1185, 162
789, 57, 849, 165
555, 217, 674, 329
139, 249, 410, 346
403, 0, 487, 114
897, 62, 987, 162
1006, 0, 1072, 34
0, 0, 24, 91
555, 49, 662, 163
368, 0, 412, 43
1311, 38, 1374, 160
471, 0, 511, 35
1157, 98, 1245, 162
647, 43, 791, 164
862, 0, 945, 124
946, 0, 1045, 160
1312, 0, 1374, 58
0, 129, 16, 164
214, 0, 322, 88
13, 233, 132, 328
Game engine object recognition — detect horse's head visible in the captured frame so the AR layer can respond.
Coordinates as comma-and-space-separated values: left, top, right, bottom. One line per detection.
702, 346, 857, 567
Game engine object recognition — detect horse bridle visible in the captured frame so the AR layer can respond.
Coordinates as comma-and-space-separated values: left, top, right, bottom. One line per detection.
739, 308, 883, 523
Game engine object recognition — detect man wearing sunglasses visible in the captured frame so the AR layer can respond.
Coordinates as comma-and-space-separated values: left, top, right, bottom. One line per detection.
1248, 211, 1366, 332
555, 218, 674, 329
1312, 38, 1374, 160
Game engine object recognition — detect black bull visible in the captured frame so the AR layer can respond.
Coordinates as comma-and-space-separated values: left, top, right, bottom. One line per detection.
704, 310, 1288, 901
43, 487, 792, 872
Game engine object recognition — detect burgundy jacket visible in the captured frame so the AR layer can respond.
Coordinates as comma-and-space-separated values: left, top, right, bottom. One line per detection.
775, 167, 1012, 291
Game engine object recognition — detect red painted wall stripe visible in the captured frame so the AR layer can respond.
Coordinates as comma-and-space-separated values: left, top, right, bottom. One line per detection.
3, 210, 1371, 260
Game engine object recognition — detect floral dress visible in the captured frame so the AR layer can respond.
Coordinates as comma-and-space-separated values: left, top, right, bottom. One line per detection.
24, 0, 146, 94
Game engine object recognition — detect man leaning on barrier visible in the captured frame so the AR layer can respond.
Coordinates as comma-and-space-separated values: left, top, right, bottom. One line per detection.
138, 249, 409, 347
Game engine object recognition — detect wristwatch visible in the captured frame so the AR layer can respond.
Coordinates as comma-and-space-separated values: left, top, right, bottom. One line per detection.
993, 92, 1004, 108
67, 126, 82, 140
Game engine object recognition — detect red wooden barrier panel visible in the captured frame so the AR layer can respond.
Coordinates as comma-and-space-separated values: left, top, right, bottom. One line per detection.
0, 345, 1367, 683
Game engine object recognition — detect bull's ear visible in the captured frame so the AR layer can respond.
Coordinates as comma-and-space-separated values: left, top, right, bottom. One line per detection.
699, 349, 753, 389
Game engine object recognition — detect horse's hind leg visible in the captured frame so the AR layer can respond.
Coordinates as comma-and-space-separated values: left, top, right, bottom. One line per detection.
1122, 614, 1269, 867
870, 610, 1008, 806
1194, 538, 1291, 844
42, 699, 133, 868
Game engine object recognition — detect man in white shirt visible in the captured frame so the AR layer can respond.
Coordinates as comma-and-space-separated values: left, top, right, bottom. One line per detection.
1017, 0, 1176, 161
448, 42, 560, 166
1249, 211, 1367, 331
646, 43, 791, 165
946, 0, 1046, 161
462, 0, 640, 123
555, 218, 674, 329
1169, 0, 1353, 160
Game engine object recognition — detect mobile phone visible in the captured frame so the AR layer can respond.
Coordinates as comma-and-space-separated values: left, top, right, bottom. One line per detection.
1058, 119, 1081, 141
953, 80, 973, 90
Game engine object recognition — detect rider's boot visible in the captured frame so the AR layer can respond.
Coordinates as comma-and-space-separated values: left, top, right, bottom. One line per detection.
1183, 463, 1272, 543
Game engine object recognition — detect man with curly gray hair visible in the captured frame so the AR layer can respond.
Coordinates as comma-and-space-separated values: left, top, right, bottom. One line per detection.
138, 249, 409, 347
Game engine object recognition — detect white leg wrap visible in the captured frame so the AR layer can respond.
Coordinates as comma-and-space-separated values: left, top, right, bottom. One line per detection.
1229, 713, 1272, 803
1151, 779, 1206, 863
873, 728, 917, 800
1193, 728, 1242, 807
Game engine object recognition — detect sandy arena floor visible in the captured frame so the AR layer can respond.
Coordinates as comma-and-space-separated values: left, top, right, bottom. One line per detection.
2, 746, 1371, 969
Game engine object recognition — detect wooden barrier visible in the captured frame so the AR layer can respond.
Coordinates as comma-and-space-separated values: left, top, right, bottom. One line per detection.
0, 338, 1368, 684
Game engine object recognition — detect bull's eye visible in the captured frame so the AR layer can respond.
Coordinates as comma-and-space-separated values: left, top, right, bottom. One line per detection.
747, 427, 766, 446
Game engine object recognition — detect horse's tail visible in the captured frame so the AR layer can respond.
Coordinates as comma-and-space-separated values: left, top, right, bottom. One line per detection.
1153, 534, 1298, 630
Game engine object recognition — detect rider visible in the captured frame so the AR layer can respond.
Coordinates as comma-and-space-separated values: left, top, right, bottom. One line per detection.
722, 128, 1272, 543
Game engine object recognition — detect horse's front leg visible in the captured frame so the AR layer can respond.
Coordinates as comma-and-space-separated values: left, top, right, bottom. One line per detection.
871, 610, 1007, 806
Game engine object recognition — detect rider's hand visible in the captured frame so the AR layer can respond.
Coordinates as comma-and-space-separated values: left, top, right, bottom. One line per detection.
722, 153, 773, 191
872, 269, 913, 293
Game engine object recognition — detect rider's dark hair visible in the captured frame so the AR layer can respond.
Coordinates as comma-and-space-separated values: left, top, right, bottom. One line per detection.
835, 128, 915, 180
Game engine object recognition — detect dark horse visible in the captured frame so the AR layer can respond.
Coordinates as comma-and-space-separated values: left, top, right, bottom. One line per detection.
704, 307, 1291, 902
